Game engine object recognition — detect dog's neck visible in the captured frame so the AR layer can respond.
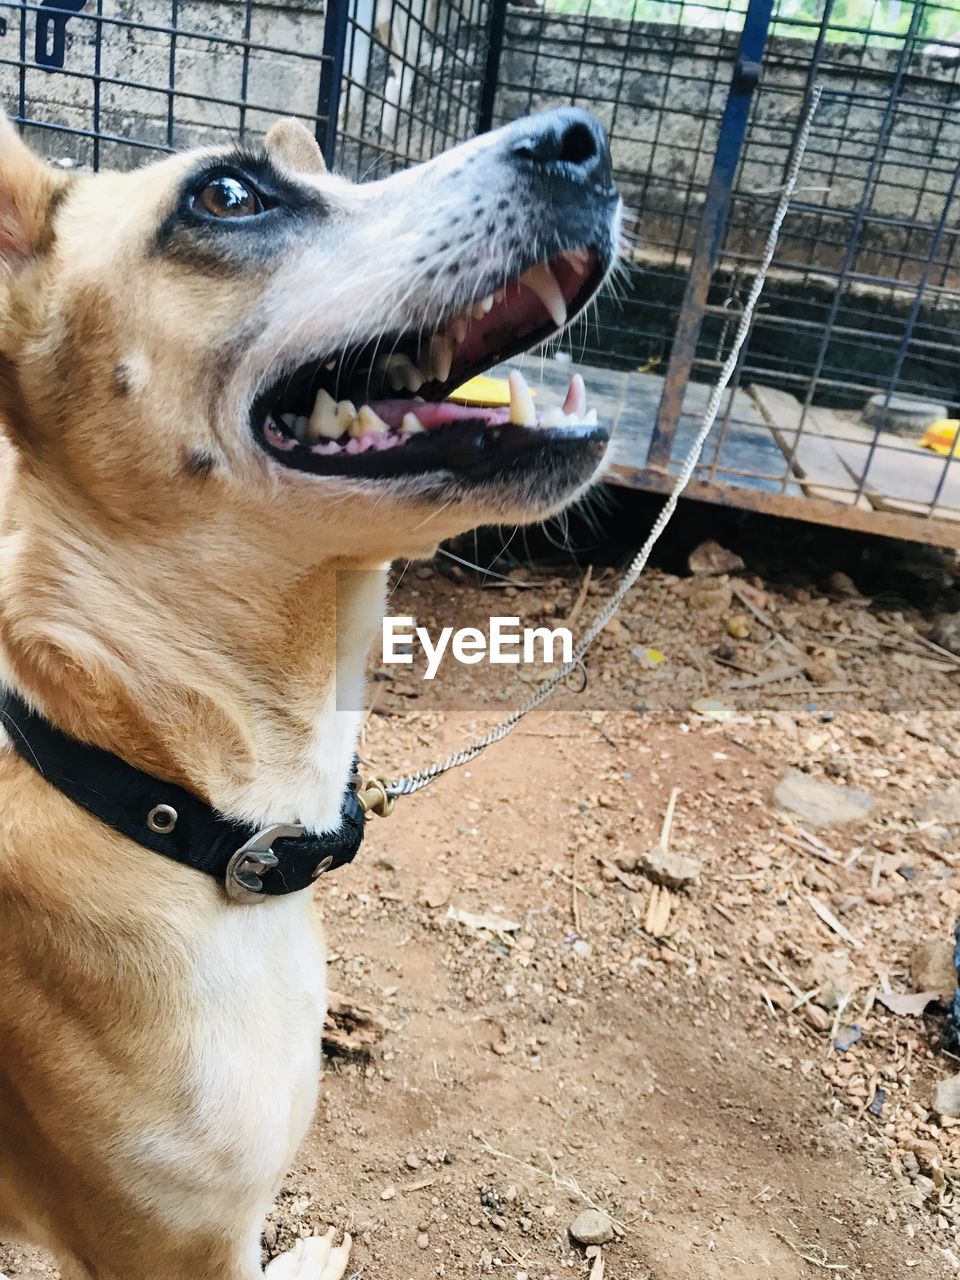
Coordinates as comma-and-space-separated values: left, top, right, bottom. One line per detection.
0, 464, 387, 832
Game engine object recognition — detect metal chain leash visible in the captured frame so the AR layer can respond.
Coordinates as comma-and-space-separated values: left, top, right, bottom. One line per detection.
358, 86, 823, 817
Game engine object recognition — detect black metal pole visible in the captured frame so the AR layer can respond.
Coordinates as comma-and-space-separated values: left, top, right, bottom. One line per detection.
317, 0, 351, 169
476, 0, 508, 135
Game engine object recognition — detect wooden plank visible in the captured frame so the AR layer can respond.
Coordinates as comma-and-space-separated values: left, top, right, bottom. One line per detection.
750, 384, 873, 510
832, 439, 960, 513
749, 384, 960, 518
603, 461, 960, 550
868, 494, 960, 523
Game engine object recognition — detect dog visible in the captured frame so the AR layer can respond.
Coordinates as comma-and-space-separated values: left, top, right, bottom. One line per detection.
0, 107, 620, 1279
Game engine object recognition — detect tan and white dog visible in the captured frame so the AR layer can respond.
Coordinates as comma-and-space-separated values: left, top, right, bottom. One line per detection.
0, 109, 620, 1279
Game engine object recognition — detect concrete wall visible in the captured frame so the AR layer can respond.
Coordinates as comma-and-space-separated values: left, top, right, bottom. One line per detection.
0, 0, 485, 173
1, 0, 333, 168
494, 13, 960, 282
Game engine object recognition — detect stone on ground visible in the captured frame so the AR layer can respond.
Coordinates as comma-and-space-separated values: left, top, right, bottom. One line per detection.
639, 848, 701, 891
914, 787, 960, 826
569, 1209, 615, 1246
687, 539, 744, 576
933, 1073, 960, 1120
910, 938, 957, 1000
774, 768, 874, 829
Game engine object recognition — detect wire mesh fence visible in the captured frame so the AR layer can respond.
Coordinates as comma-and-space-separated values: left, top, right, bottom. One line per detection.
2, 0, 959, 538
2, 0, 335, 168
0, 0, 492, 174
334, 0, 495, 179
488, 0, 960, 537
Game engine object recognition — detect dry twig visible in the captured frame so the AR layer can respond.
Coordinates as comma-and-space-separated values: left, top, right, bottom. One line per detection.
566, 565, 593, 626
772, 1229, 848, 1271
806, 895, 862, 950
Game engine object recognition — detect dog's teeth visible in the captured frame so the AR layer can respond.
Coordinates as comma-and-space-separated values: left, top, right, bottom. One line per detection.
562, 248, 591, 276
450, 316, 469, 344
280, 412, 298, 431
562, 373, 587, 418
471, 294, 494, 321
521, 261, 567, 329
292, 415, 309, 441
378, 354, 425, 394
429, 336, 453, 383
304, 388, 341, 441
375, 354, 401, 392
507, 370, 536, 427
537, 399, 595, 429
401, 412, 426, 435
336, 399, 358, 433
494, 287, 506, 303
353, 406, 390, 437
401, 363, 425, 393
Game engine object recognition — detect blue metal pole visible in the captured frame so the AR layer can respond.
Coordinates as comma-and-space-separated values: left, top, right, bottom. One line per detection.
646, 0, 774, 471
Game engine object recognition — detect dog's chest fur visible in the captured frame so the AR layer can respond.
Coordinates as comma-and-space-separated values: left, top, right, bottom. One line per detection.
122, 895, 328, 1231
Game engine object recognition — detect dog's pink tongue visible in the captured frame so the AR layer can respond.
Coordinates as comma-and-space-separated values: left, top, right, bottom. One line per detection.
368, 398, 508, 431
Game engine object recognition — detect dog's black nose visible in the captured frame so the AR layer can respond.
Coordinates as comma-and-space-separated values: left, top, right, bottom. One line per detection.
508, 108, 612, 190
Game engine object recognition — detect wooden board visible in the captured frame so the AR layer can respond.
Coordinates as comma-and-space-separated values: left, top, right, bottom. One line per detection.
750, 384, 960, 519
749, 385, 872, 510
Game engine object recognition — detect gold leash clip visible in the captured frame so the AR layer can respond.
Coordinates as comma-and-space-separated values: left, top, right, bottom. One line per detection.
357, 775, 396, 818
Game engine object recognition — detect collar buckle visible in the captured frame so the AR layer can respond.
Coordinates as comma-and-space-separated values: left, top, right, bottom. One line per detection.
225, 824, 304, 904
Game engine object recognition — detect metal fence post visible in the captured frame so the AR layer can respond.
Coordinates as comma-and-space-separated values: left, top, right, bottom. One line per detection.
477, 0, 509, 135
317, 0, 351, 169
646, 0, 774, 472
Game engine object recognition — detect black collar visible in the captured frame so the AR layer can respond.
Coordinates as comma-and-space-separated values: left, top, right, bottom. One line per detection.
0, 688, 365, 902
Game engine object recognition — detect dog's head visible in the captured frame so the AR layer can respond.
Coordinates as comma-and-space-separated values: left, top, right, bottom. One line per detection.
0, 111, 620, 559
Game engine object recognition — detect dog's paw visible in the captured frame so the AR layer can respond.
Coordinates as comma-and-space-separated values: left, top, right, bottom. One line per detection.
264, 1229, 353, 1280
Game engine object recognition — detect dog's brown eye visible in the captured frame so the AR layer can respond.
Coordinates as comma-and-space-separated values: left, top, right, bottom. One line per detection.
195, 176, 262, 219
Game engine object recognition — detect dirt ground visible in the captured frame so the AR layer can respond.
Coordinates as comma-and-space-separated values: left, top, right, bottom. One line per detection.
4, 503, 960, 1279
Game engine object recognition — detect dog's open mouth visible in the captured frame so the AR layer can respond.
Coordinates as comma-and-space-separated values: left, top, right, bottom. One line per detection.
251, 247, 609, 479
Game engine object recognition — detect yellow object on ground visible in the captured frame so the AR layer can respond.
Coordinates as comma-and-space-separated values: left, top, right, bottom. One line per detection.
921, 418, 960, 457
449, 374, 535, 408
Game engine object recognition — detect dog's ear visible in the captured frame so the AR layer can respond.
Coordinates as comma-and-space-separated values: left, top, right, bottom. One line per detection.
0, 116, 66, 271
264, 118, 327, 177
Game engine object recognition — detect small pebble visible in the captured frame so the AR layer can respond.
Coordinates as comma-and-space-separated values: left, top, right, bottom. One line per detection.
405, 1153, 421, 1170
866, 886, 894, 906
725, 613, 751, 639
380, 1186, 396, 1201
416, 1232, 429, 1249
933, 1072, 960, 1119
569, 1208, 614, 1246
805, 1004, 831, 1031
